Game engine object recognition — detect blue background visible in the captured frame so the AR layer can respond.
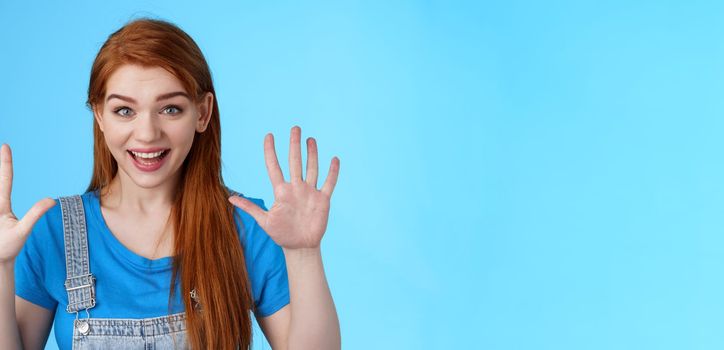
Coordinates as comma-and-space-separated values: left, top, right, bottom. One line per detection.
1, 1, 723, 349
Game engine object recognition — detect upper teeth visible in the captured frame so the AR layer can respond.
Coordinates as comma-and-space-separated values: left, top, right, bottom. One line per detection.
131, 150, 165, 158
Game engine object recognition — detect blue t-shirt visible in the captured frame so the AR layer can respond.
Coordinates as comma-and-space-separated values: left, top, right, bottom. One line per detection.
14, 190, 289, 350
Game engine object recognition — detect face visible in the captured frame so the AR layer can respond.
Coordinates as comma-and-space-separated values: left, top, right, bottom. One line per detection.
93, 64, 213, 190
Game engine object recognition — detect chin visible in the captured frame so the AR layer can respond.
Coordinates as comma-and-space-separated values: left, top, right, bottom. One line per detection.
130, 177, 171, 189
118, 164, 181, 190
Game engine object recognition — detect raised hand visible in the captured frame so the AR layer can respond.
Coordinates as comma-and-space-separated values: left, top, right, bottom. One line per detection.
229, 126, 340, 250
0, 144, 56, 264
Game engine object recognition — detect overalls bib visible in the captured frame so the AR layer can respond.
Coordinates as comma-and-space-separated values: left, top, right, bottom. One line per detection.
59, 195, 189, 349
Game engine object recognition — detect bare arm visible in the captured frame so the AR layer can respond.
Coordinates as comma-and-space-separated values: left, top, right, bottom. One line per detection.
0, 263, 22, 349
257, 305, 290, 349
283, 247, 340, 349
257, 248, 340, 350
1, 263, 54, 350
16, 295, 54, 350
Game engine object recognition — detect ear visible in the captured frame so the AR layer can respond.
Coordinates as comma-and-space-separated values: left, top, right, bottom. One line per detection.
92, 105, 105, 133
196, 92, 214, 133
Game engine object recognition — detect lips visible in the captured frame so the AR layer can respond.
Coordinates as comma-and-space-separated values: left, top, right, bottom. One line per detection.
127, 149, 171, 172
128, 147, 169, 153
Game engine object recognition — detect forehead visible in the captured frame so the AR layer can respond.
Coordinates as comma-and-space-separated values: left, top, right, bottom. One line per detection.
105, 64, 187, 100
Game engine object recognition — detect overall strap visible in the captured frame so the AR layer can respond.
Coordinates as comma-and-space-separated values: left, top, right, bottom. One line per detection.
59, 195, 96, 314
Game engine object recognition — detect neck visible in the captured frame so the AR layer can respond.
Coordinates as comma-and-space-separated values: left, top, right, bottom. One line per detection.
101, 169, 180, 214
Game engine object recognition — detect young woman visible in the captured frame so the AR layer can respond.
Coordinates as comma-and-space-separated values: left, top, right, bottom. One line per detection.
0, 19, 341, 350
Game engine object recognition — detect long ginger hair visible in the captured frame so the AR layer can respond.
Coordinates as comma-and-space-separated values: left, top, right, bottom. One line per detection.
85, 18, 253, 349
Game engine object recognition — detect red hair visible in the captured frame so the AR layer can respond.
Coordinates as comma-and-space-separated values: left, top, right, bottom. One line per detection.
85, 18, 253, 349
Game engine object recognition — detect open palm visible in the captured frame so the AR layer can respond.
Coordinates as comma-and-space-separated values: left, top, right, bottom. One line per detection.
229, 127, 340, 249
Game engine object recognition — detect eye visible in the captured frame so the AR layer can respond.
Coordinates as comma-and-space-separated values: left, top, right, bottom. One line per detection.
113, 107, 134, 117
162, 105, 183, 115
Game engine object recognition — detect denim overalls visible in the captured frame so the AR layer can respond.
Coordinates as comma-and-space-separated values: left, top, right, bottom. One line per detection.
59, 195, 190, 349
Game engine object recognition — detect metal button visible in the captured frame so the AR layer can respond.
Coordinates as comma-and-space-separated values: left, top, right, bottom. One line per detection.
77, 320, 90, 335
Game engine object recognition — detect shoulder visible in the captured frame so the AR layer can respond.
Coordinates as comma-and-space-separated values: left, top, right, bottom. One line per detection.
14, 194, 71, 308
28, 191, 97, 246
25, 196, 65, 246
31, 191, 94, 241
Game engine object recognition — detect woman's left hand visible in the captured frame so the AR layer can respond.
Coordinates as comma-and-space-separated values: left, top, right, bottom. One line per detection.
229, 126, 340, 249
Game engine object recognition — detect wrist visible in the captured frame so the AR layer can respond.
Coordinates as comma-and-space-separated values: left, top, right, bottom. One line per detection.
282, 246, 323, 267
0, 262, 15, 283
283, 246, 321, 258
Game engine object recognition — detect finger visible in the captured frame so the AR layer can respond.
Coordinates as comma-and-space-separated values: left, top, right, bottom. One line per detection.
321, 157, 340, 197
228, 196, 267, 225
17, 198, 56, 236
264, 133, 285, 187
289, 126, 303, 183
305, 137, 319, 188
0, 144, 13, 215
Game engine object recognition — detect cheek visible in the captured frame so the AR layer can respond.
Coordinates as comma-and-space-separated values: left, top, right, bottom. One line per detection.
100, 124, 131, 154
102, 129, 126, 149
168, 121, 199, 146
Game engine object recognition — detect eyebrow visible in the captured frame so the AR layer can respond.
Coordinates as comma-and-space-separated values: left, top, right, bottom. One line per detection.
106, 91, 190, 103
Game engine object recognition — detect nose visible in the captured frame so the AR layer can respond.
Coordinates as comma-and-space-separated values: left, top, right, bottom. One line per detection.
133, 112, 162, 143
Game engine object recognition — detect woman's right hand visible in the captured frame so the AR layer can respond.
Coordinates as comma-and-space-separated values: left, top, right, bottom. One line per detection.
0, 144, 56, 264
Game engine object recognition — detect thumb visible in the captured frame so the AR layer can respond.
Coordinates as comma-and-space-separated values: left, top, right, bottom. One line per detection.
228, 195, 267, 225
17, 198, 56, 236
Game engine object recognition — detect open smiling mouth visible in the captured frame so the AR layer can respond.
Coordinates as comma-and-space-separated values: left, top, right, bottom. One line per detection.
127, 149, 170, 168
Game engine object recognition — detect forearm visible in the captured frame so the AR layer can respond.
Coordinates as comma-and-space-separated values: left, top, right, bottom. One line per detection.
0, 262, 22, 350
283, 247, 340, 350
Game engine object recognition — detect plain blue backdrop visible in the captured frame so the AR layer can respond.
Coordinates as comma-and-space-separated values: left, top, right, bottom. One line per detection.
1, 0, 723, 349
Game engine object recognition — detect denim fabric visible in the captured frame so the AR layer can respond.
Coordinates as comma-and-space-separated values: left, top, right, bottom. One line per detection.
70, 313, 188, 350
59, 196, 96, 313
60, 195, 190, 349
